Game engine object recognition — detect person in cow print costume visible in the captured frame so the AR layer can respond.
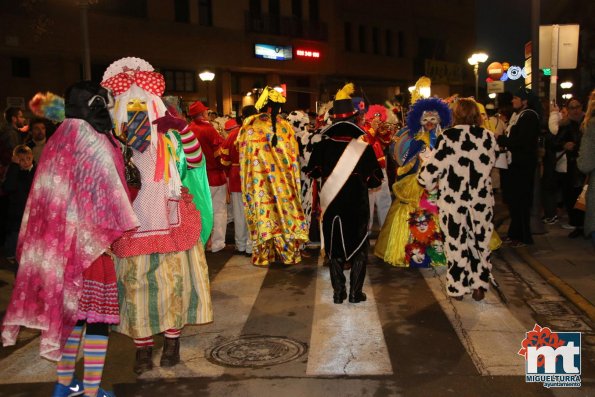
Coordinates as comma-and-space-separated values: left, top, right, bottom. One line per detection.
418, 98, 498, 302
286, 110, 326, 245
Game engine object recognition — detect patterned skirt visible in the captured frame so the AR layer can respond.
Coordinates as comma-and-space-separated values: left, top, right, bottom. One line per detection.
77, 253, 120, 324
113, 242, 213, 338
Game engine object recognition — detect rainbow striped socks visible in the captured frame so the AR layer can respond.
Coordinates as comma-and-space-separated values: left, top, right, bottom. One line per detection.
82, 334, 108, 397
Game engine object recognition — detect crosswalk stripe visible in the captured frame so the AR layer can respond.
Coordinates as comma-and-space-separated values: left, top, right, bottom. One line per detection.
306, 256, 393, 375
142, 254, 268, 378
420, 266, 526, 376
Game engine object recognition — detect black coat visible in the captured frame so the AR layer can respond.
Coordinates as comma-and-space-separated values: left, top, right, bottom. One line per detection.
306, 121, 383, 260
2, 163, 35, 231
497, 109, 540, 206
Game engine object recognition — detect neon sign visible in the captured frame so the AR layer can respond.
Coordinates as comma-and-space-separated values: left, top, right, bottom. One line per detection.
296, 48, 320, 58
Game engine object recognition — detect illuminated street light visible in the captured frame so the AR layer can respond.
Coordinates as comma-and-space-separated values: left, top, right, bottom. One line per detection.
419, 86, 431, 98
560, 81, 573, 89
488, 93, 496, 99
199, 70, 215, 108
199, 70, 215, 82
468, 52, 489, 100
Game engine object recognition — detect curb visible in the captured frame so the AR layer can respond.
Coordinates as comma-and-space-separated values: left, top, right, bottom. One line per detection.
515, 246, 595, 323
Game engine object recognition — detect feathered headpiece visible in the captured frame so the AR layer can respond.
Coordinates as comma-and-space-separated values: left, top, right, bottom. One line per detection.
335, 83, 354, 100
406, 97, 452, 137
410, 76, 432, 104
331, 83, 358, 120
254, 86, 286, 147
254, 86, 286, 111
29, 92, 65, 123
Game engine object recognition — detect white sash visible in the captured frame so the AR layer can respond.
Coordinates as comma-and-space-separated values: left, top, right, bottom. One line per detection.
319, 138, 368, 251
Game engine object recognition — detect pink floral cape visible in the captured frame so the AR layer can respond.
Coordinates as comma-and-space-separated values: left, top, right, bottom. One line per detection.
1, 119, 139, 361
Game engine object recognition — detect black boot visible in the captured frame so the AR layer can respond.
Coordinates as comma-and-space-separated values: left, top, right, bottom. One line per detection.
160, 337, 180, 367
329, 257, 347, 304
349, 250, 367, 303
134, 346, 153, 375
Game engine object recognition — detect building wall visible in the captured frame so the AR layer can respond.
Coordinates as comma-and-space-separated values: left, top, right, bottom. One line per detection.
0, 0, 476, 116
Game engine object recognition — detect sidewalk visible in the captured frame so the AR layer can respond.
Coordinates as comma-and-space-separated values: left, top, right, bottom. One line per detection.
497, 215, 595, 321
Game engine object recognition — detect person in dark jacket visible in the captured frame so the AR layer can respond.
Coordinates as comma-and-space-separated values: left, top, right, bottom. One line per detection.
2, 145, 36, 260
306, 83, 383, 304
556, 98, 585, 238
497, 88, 541, 246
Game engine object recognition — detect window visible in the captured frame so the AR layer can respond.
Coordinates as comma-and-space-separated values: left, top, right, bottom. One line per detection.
292, 0, 302, 18
11, 57, 30, 78
344, 22, 352, 51
372, 27, 380, 55
93, 0, 147, 18
385, 30, 393, 56
398, 31, 405, 57
358, 25, 366, 53
309, 0, 319, 21
269, 0, 280, 15
163, 70, 196, 92
198, 0, 212, 26
249, 0, 261, 15
269, 0, 280, 34
174, 0, 190, 23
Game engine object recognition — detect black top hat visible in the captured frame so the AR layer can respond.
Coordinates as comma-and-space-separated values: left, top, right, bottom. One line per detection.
331, 99, 358, 120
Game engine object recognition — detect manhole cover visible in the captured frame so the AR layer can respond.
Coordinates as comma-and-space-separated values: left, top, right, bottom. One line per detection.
208, 335, 307, 368
528, 299, 575, 316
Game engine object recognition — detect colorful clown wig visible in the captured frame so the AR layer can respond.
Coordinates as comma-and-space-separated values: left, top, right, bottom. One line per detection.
405, 241, 431, 268
405, 97, 452, 138
365, 104, 387, 123
28, 91, 65, 123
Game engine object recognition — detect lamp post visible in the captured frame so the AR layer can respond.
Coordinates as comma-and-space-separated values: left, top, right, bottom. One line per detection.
199, 70, 215, 108
79, 0, 92, 80
468, 52, 488, 100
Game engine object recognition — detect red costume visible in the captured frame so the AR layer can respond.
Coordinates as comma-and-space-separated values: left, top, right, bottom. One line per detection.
188, 119, 226, 187
361, 122, 387, 169
219, 120, 241, 193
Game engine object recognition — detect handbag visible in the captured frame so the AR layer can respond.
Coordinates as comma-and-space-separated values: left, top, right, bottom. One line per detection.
574, 178, 588, 212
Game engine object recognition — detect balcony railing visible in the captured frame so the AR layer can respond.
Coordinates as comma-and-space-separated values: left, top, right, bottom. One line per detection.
245, 12, 327, 41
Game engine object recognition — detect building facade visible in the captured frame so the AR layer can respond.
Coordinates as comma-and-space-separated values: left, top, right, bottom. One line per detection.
1, 0, 477, 116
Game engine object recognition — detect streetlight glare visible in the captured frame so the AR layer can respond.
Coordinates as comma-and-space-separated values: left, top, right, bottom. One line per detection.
419, 86, 431, 98
469, 52, 489, 99
199, 70, 215, 81
560, 81, 573, 89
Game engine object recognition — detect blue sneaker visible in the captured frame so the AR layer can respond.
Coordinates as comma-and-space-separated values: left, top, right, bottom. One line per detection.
51, 378, 84, 397
87, 388, 115, 397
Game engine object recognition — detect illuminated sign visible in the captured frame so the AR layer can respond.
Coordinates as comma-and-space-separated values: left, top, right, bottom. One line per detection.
542, 68, 551, 76
295, 48, 320, 58
254, 44, 293, 61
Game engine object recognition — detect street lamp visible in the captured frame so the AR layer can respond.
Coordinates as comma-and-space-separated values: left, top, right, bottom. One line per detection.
560, 81, 573, 89
199, 70, 215, 108
468, 52, 489, 100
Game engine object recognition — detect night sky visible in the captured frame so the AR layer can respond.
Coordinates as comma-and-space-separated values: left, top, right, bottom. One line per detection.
476, 0, 533, 89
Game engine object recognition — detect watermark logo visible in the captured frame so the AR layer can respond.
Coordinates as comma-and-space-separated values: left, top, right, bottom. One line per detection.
518, 324, 581, 388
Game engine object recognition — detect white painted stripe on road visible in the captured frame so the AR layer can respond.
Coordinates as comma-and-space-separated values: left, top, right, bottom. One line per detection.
0, 334, 57, 383
306, 257, 393, 375
421, 267, 526, 376
142, 254, 268, 378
